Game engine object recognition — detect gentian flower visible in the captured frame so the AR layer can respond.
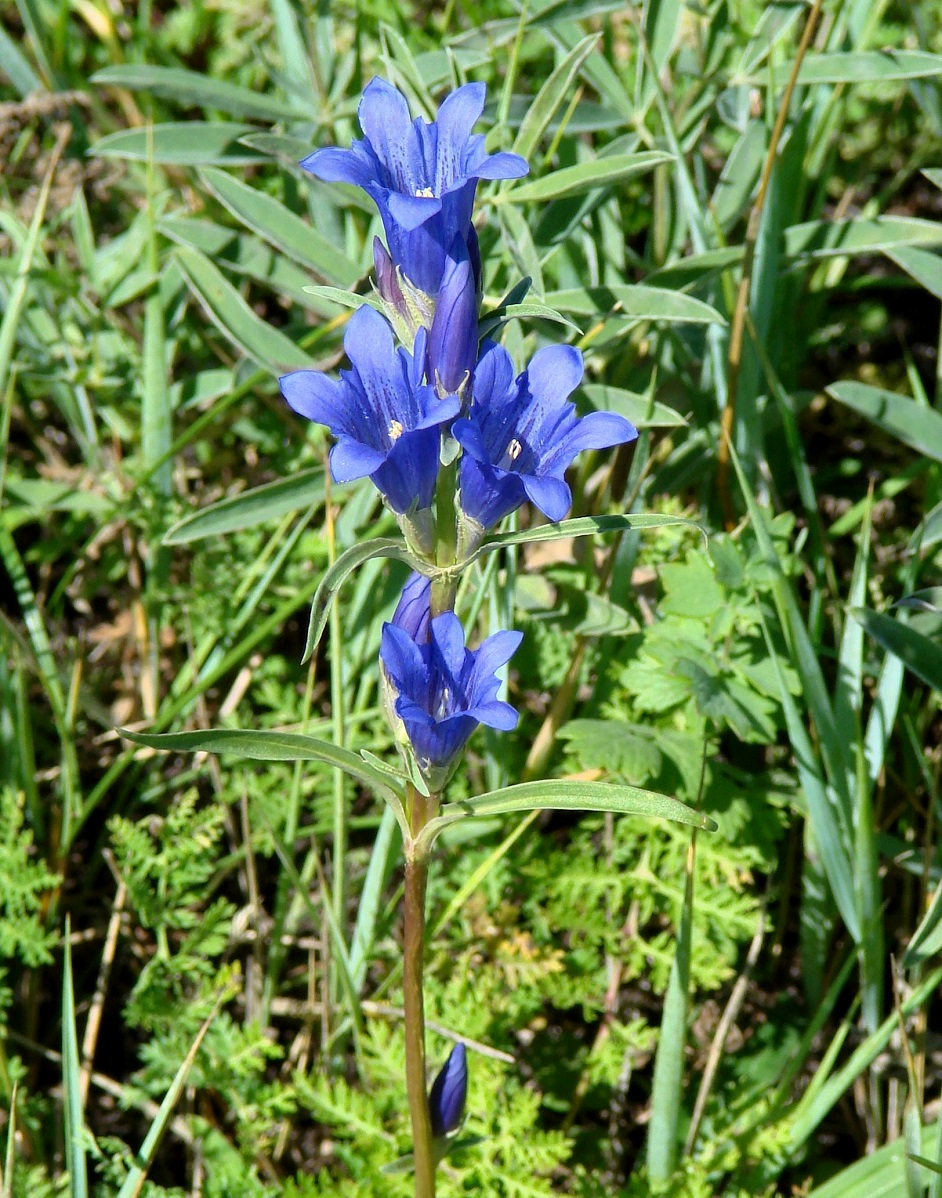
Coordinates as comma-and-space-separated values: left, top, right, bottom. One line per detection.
279, 305, 460, 544
380, 610, 522, 785
303, 77, 528, 296
453, 341, 638, 531
429, 1043, 468, 1138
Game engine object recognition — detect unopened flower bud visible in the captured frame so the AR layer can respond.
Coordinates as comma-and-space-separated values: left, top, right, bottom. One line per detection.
428, 1043, 467, 1138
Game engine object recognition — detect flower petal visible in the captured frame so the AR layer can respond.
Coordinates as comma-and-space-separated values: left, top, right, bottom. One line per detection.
554, 410, 638, 459
429, 612, 467, 679
387, 190, 443, 231
357, 77, 415, 187
474, 150, 530, 180
329, 439, 386, 483
526, 343, 584, 404
280, 370, 346, 426
435, 83, 486, 190
380, 622, 426, 692
301, 146, 374, 188
522, 474, 572, 521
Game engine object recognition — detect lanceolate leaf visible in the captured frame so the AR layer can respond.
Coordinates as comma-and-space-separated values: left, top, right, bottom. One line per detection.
174, 245, 313, 371
201, 167, 361, 287
302, 538, 423, 663
827, 381, 942, 465
497, 151, 673, 203
90, 123, 264, 166
119, 728, 409, 832
91, 64, 302, 121
543, 284, 725, 326
163, 467, 331, 544
849, 607, 942, 693
416, 779, 714, 853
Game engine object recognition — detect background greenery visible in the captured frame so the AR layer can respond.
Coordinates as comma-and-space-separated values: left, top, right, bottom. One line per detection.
2, 0, 942, 1193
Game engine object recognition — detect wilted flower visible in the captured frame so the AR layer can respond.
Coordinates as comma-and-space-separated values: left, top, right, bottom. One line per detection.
454, 341, 637, 531
303, 77, 527, 296
429, 1043, 468, 1138
380, 610, 521, 785
279, 305, 460, 531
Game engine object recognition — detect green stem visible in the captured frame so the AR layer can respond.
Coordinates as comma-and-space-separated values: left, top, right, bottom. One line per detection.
404, 785, 436, 1197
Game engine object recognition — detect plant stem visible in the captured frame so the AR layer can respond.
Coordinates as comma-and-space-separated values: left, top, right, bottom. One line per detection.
403, 837, 435, 1197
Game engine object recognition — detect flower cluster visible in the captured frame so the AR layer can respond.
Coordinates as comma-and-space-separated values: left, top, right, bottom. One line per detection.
281, 77, 637, 789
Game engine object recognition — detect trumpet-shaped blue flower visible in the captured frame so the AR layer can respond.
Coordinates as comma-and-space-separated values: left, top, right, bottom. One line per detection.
453, 341, 638, 530
380, 610, 521, 777
303, 77, 527, 295
279, 305, 460, 516
429, 1043, 468, 1138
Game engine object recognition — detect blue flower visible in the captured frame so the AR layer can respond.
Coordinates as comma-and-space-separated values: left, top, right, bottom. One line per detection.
429, 1043, 468, 1138
453, 341, 638, 530
380, 610, 522, 779
303, 77, 527, 296
279, 305, 460, 518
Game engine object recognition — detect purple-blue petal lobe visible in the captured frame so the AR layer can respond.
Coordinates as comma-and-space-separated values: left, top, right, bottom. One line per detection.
474, 151, 530, 180
527, 343, 583, 402
522, 474, 573, 522
279, 371, 345, 425
328, 439, 386, 483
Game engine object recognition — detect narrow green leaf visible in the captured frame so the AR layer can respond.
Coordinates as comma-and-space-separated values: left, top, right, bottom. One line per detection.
474, 513, 702, 556
543, 284, 726, 326
582, 384, 687, 428
302, 537, 419, 662
115, 990, 229, 1198
512, 34, 600, 161
646, 834, 693, 1182
200, 167, 361, 287
886, 246, 942, 300
173, 245, 312, 371
62, 921, 88, 1198
118, 728, 408, 830
911, 499, 942, 552
497, 151, 673, 203
786, 217, 942, 259
478, 300, 582, 338
164, 467, 329, 544
302, 285, 380, 312
790, 967, 942, 1150
762, 49, 942, 85
90, 123, 263, 166
0, 23, 41, 96
904, 882, 942, 968
349, 806, 399, 993
91, 65, 302, 121
827, 381, 942, 464
418, 779, 714, 852
850, 607, 942, 693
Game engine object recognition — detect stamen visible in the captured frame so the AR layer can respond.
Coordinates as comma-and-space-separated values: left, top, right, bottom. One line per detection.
414, 186, 435, 198
507, 438, 523, 461
388, 419, 404, 442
